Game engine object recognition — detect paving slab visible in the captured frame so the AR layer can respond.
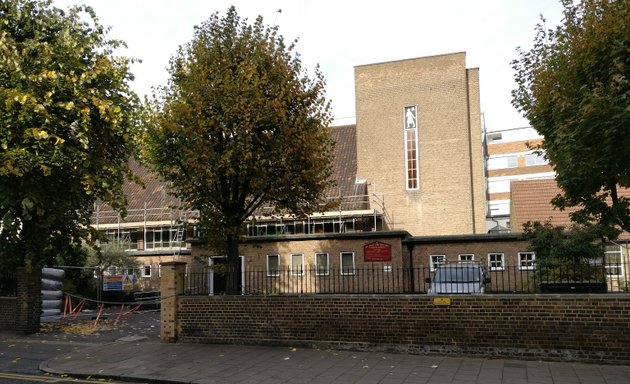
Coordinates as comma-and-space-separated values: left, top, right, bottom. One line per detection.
40, 339, 630, 384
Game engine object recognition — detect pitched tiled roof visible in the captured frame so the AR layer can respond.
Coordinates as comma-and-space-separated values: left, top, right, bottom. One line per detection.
124, 158, 182, 212
511, 178, 629, 240
93, 158, 187, 225
93, 125, 364, 224
327, 125, 368, 210
510, 179, 575, 231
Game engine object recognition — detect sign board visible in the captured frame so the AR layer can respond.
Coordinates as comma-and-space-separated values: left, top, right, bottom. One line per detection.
433, 297, 452, 306
103, 274, 137, 291
363, 241, 392, 262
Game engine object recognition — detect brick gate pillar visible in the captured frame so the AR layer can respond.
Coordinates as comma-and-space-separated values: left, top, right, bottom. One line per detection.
16, 267, 41, 334
160, 261, 186, 343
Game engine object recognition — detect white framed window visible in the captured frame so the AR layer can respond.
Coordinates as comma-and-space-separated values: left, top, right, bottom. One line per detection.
403, 105, 419, 190
141, 265, 152, 278
340, 252, 355, 275
488, 179, 511, 194
291, 254, 304, 276
315, 253, 329, 276
145, 227, 182, 249
604, 245, 623, 276
103, 228, 138, 250
525, 152, 548, 166
506, 155, 518, 168
458, 254, 475, 262
267, 254, 280, 277
487, 155, 518, 170
487, 132, 502, 143
488, 200, 510, 216
518, 252, 536, 270
430, 255, 446, 271
488, 253, 505, 271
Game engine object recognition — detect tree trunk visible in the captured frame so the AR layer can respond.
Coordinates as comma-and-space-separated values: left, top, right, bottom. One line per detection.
225, 233, 240, 295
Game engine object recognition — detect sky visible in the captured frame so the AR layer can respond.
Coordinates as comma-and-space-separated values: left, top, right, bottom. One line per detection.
53, 0, 565, 131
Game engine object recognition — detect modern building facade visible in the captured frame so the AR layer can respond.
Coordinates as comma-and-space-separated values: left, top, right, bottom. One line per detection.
485, 126, 554, 232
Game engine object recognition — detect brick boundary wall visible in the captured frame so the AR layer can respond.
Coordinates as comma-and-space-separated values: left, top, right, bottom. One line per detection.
174, 295, 630, 364
0, 297, 16, 330
0, 268, 41, 334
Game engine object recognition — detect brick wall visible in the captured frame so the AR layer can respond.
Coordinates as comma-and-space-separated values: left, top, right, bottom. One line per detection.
0, 268, 41, 334
410, 236, 529, 267
16, 267, 41, 334
0, 297, 16, 330
189, 232, 544, 294
466, 67, 486, 234
354, 52, 486, 236
239, 236, 405, 269
486, 138, 545, 155
175, 294, 630, 364
191, 232, 412, 294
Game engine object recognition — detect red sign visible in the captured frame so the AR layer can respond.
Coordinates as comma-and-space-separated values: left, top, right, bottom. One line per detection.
363, 241, 392, 262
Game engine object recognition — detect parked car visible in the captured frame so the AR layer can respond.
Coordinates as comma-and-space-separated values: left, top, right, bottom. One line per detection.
425, 262, 491, 294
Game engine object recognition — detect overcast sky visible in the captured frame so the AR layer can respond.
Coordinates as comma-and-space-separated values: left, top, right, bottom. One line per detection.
53, 0, 565, 131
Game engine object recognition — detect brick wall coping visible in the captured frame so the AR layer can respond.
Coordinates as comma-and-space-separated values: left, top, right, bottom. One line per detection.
354, 51, 465, 69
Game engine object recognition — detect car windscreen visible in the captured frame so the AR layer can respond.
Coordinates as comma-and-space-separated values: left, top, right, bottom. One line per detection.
434, 267, 482, 283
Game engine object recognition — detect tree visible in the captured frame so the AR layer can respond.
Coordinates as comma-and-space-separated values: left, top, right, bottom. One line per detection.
0, 0, 140, 273
82, 239, 140, 304
522, 221, 608, 283
85, 239, 140, 275
143, 7, 334, 294
512, 0, 630, 234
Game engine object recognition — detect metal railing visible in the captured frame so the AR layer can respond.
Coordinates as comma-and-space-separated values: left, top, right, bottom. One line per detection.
184, 263, 630, 295
92, 206, 199, 227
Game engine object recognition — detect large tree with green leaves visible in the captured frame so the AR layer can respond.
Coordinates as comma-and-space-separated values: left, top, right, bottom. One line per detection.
143, 7, 334, 294
0, 0, 140, 273
512, 0, 630, 234
523, 221, 609, 284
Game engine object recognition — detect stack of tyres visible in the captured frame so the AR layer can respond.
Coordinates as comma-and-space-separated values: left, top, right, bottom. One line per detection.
41, 267, 65, 322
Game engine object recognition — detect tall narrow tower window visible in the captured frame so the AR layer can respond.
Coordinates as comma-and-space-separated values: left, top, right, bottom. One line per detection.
404, 106, 419, 190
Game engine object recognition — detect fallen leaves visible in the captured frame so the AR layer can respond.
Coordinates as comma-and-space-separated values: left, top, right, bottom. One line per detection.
59, 322, 104, 335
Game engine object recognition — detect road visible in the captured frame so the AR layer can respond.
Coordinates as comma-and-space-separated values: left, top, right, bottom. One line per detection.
0, 308, 160, 383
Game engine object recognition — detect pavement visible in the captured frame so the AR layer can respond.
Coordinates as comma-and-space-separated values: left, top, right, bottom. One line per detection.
40, 340, 630, 384
7, 310, 630, 384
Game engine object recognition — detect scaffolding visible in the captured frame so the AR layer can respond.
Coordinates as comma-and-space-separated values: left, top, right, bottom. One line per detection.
93, 183, 390, 241
246, 185, 389, 237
